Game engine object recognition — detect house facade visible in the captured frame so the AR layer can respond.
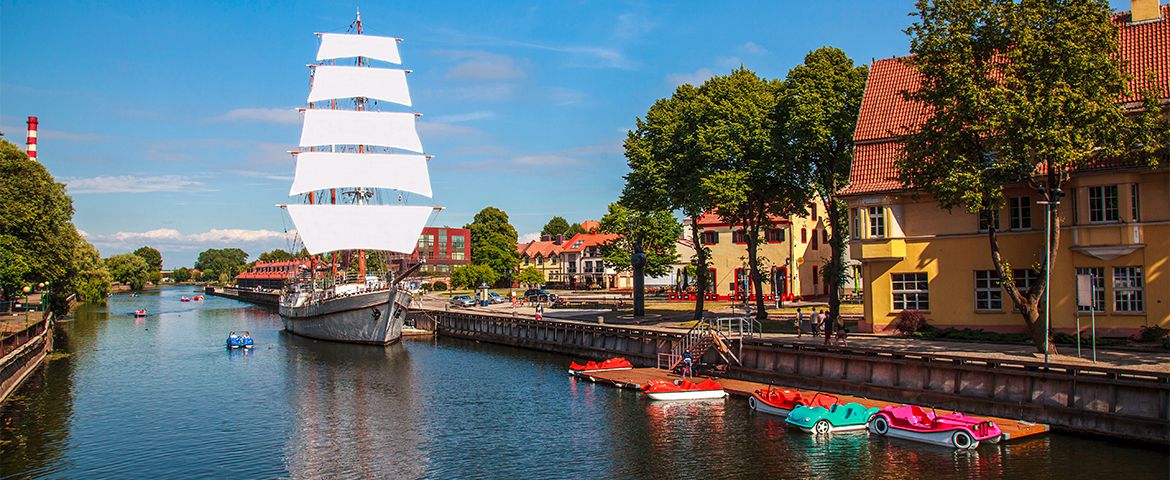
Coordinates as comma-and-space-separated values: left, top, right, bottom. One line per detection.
387, 226, 471, 282
517, 236, 565, 286
842, 3, 1169, 335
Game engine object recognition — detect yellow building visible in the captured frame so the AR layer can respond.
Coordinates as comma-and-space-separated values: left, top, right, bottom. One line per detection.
680, 211, 835, 301
516, 237, 565, 286
843, 4, 1169, 335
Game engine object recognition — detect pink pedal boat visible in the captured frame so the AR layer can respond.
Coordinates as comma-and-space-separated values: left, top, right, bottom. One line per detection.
868, 405, 1003, 449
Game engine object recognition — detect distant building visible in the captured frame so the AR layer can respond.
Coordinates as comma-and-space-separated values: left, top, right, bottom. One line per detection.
388, 226, 471, 282
557, 232, 621, 289
518, 235, 565, 286
235, 260, 307, 290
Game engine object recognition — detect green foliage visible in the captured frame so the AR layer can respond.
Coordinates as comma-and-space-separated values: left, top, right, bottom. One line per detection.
887, 310, 930, 335
172, 267, 192, 283
464, 206, 519, 285
541, 216, 571, 238
597, 202, 682, 277
132, 246, 162, 272
449, 264, 498, 290
107, 253, 150, 291
1138, 325, 1170, 343
258, 249, 297, 262
515, 266, 545, 287
345, 250, 387, 277
564, 223, 587, 237
74, 241, 111, 304
0, 140, 83, 308
432, 281, 447, 292
194, 248, 250, 283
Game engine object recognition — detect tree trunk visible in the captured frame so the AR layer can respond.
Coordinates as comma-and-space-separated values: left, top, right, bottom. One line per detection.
689, 215, 707, 321
826, 196, 846, 330
747, 219, 767, 320
988, 210, 1058, 355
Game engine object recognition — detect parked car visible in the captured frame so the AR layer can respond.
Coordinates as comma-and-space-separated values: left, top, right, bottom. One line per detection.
449, 295, 475, 307
487, 292, 506, 304
523, 289, 558, 302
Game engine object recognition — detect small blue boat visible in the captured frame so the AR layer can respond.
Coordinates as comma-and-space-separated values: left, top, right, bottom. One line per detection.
226, 332, 254, 349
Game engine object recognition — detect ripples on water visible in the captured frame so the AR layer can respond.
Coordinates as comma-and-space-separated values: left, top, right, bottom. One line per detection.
1, 287, 1167, 479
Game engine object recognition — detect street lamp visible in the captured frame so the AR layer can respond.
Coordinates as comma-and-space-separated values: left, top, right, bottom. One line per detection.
1037, 187, 1065, 365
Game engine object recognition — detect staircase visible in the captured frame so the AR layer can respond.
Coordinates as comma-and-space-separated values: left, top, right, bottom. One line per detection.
658, 315, 761, 370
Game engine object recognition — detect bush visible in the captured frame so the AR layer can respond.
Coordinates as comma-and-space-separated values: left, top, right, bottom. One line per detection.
432, 281, 447, 292
1137, 325, 1170, 343
887, 310, 929, 335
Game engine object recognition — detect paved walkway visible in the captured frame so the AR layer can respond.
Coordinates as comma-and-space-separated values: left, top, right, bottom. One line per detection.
420, 295, 1170, 374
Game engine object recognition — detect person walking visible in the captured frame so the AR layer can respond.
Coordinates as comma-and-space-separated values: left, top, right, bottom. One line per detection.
823, 310, 835, 346
535, 304, 543, 321
811, 309, 822, 336
795, 308, 804, 338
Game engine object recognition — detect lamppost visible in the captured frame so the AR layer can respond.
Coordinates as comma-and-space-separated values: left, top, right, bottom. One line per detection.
21, 285, 31, 326
1037, 187, 1064, 365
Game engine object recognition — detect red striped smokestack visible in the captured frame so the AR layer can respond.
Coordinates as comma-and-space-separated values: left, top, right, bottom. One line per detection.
26, 116, 38, 161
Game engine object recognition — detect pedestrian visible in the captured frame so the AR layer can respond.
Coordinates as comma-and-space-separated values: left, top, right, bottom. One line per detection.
535, 304, 543, 321
823, 310, 835, 346
835, 324, 849, 346
794, 308, 803, 338
811, 309, 821, 335
682, 351, 694, 379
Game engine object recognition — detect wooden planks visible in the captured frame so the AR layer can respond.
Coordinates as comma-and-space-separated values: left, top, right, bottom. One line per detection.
581, 367, 1049, 442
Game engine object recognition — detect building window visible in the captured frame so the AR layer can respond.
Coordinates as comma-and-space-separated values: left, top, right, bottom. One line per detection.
867, 207, 885, 238
550, 255, 557, 265
811, 230, 819, 250
452, 251, 465, 261
1114, 267, 1143, 312
523, 256, 529, 265
452, 235, 465, 252
765, 228, 785, 243
418, 234, 435, 259
732, 230, 748, 244
1009, 197, 1031, 230
801, 228, 807, 243
1075, 267, 1105, 312
851, 208, 860, 240
438, 230, 448, 257
974, 270, 1002, 311
1088, 185, 1119, 223
822, 229, 829, 244
892, 273, 929, 311
978, 209, 999, 232
1011, 268, 1037, 293
812, 265, 819, 285
1131, 184, 1140, 222
584, 261, 592, 273
701, 231, 718, 245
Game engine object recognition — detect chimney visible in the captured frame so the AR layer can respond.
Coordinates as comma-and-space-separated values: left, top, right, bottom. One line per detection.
555, 234, 564, 245
1131, 0, 1161, 23
26, 116, 38, 161
541, 234, 551, 242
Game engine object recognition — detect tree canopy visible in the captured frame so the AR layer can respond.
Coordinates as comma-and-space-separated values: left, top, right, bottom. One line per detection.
515, 266, 545, 288
450, 264, 498, 290
464, 206, 520, 285
194, 248, 250, 283
598, 202, 682, 278
258, 249, 297, 263
107, 253, 150, 291
132, 246, 162, 272
74, 241, 111, 303
172, 267, 192, 283
540, 216, 571, 238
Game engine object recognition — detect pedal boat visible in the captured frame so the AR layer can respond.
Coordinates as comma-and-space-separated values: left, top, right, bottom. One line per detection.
786, 401, 879, 434
867, 405, 1002, 449
226, 336, 243, 349
180, 297, 191, 302
748, 388, 837, 417
641, 378, 727, 401
134, 309, 147, 317
567, 357, 634, 376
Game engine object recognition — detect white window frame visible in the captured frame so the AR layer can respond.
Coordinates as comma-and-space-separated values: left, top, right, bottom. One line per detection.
851, 208, 860, 240
974, 270, 1002, 311
1009, 196, 1032, 230
978, 209, 999, 232
1075, 267, 1105, 313
1131, 184, 1140, 222
1113, 266, 1144, 312
892, 272, 929, 311
1088, 185, 1119, 223
867, 206, 885, 239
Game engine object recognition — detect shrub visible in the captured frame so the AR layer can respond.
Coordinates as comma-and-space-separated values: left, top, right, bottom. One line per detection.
432, 281, 447, 292
1137, 325, 1170, 343
887, 310, 929, 335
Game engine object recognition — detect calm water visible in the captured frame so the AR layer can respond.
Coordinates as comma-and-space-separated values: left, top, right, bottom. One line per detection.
2, 287, 1167, 479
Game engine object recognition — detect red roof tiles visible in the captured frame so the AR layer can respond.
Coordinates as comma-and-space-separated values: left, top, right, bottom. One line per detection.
846, 5, 1170, 196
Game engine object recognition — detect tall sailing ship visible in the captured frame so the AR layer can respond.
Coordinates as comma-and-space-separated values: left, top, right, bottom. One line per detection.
279, 12, 436, 345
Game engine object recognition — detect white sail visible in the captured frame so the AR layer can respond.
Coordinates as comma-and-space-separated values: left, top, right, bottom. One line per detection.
285, 204, 434, 254
317, 33, 401, 64
299, 109, 423, 153
308, 66, 412, 106
289, 151, 432, 197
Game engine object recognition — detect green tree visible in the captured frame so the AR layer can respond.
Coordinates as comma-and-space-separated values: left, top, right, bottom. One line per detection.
564, 223, 587, 237
598, 202, 682, 278
623, 84, 715, 320
464, 206, 520, 286
346, 250, 387, 277
172, 267, 192, 283
515, 266, 545, 288
194, 248, 250, 283
107, 253, 150, 291
449, 264, 498, 290
0, 140, 84, 312
898, 0, 1168, 352
74, 241, 111, 303
699, 68, 810, 320
133, 246, 163, 284
541, 216, 571, 238
258, 249, 296, 262
780, 46, 868, 326
0, 235, 31, 311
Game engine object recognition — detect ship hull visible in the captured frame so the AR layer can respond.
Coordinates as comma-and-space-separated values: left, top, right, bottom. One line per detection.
280, 289, 411, 345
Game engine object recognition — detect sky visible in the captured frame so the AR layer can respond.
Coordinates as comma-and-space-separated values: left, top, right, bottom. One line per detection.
0, 0, 1141, 268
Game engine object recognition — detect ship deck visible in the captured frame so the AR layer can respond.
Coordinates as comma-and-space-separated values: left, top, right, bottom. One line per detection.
581, 367, 1050, 442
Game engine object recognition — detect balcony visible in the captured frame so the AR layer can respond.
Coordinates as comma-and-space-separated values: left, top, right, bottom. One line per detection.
1069, 222, 1144, 260
851, 238, 906, 261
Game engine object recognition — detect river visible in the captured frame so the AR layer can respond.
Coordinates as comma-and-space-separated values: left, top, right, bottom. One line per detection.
2, 287, 1166, 479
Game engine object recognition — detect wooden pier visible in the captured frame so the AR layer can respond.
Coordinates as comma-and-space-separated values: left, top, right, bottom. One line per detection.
581, 367, 1050, 442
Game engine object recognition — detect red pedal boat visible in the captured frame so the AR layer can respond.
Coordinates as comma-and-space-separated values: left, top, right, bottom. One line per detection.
567, 357, 634, 376
868, 404, 1004, 449
749, 388, 837, 417
641, 378, 727, 401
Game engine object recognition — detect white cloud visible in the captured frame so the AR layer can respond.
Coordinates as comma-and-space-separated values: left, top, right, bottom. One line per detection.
65, 175, 209, 194
666, 68, 714, 87
430, 111, 496, 123
718, 56, 743, 69
512, 154, 583, 167
738, 41, 768, 55
444, 51, 526, 81
86, 228, 296, 254
215, 107, 301, 124
111, 228, 182, 242
187, 229, 290, 243
518, 232, 541, 243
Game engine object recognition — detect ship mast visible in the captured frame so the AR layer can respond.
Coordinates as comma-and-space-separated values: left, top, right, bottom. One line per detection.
355, 8, 367, 281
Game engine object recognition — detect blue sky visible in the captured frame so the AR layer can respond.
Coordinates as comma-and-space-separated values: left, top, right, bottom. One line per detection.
1, 1, 1140, 267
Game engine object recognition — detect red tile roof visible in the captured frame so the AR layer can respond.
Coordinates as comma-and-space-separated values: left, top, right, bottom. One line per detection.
561, 232, 620, 253
235, 260, 307, 280
518, 240, 564, 258
845, 5, 1170, 196
580, 220, 601, 232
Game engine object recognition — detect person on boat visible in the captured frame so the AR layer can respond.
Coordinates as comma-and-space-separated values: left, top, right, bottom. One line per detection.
682, 351, 693, 379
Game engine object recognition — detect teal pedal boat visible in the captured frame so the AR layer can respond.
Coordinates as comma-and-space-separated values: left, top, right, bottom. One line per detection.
785, 402, 880, 434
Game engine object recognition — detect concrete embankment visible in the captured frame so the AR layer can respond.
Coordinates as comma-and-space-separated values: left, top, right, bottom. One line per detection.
205, 286, 279, 308
1, 316, 54, 403
412, 308, 1170, 445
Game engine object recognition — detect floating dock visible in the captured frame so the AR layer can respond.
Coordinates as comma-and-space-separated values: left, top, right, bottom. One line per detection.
581, 367, 1050, 442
